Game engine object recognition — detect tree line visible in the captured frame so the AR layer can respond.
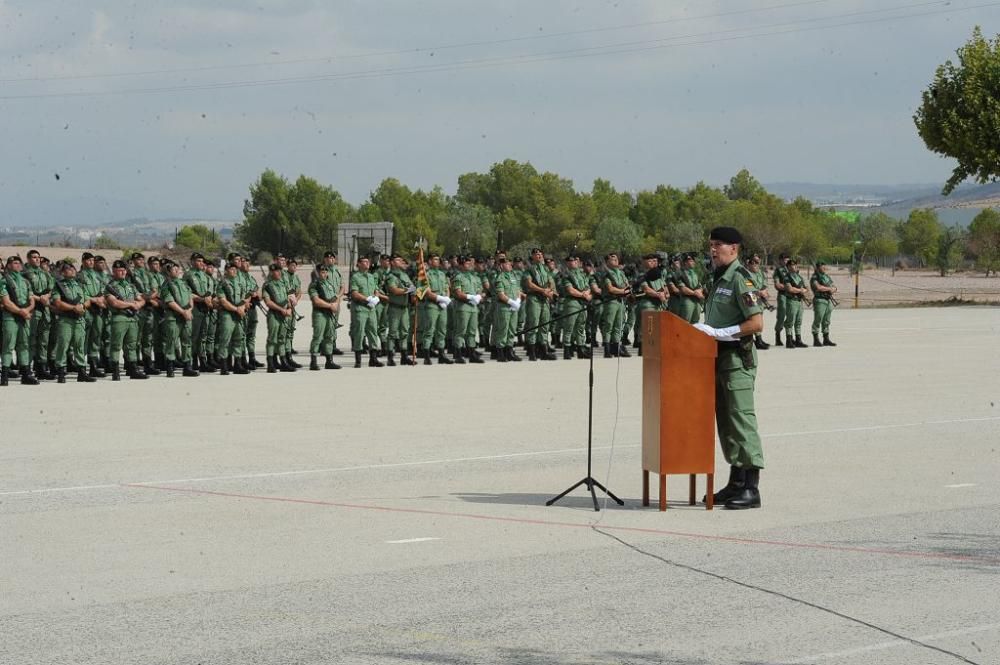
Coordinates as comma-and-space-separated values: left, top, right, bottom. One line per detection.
230, 163, 1000, 276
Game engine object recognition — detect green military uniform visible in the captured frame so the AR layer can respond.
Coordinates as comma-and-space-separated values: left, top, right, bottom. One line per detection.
239, 266, 260, 366
148, 267, 167, 367
326, 265, 344, 353
477, 267, 494, 350
308, 274, 339, 359
349, 269, 382, 367
675, 265, 703, 324
559, 266, 590, 357
772, 262, 789, 343
601, 267, 629, 354
419, 266, 450, 358
1, 271, 35, 380
105, 275, 144, 378
783, 271, 806, 344
373, 264, 390, 348
23, 263, 54, 376
513, 265, 527, 343
262, 274, 292, 367
585, 268, 602, 347
451, 270, 482, 356
215, 272, 251, 370
95, 267, 112, 364
633, 270, 666, 349
185, 267, 212, 367
79, 267, 106, 369
384, 266, 415, 362
521, 261, 555, 359
283, 269, 301, 357
203, 269, 219, 362
160, 273, 196, 371
51, 274, 89, 379
810, 269, 836, 346
129, 264, 159, 373
492, 269, 520, 358
704, 258, 765, 472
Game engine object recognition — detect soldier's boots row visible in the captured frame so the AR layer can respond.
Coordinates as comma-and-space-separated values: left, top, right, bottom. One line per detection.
703, 466, 762, 510
784, 336, 809, 349
309, 354, 342, 371
812, 333, 837, 347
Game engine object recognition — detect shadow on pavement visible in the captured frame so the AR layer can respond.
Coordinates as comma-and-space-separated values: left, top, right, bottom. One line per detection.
451, 491, 707, 511
362, 647, 783, 664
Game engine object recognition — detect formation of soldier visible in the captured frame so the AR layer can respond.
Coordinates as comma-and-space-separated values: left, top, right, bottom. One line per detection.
0, 244, 837, 385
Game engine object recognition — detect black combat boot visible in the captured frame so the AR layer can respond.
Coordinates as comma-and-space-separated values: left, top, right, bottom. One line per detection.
249, 353, 264, 369
422, 348, 433, 366
165, 359, 175, 378
775, 331, 783, 346
618, 343, 631, 358
34, 360, 53, 381
278, 354, 296, 372
812, 333, 822, 347
233, 357, 248, 374
183, 361, 200, 377
143, 355, 161, 376
126, 361, 148, 379
489, 346, 498, 361
437, 348, 453, 364
368, 351, 384, 367
507, 346, 521, 362
354, 351, 363, 368
219, 357, 230, 376
823, 334, 837, 347
401, 350, 416, 366
637, 343, 642, 357
56, 367, 67, 384
20, 367, 39, 385
497, 347, 509, 363
200, 357, 218, 373
77, 368, 96, 383
703, 466, 745, 505
285, 353, 302, 369
725, 468, 761, 509
526, 343, 537, 361
452, 347, 466, 364
385, 349, 397, 367
310, 355, 320, 371
577, 345, 591, 359
468, 348, 485, 364
539, 344, 557, 361
786, 337, 796, 350
89, 358, 106, 378
324, 355, 341, 370
0, 367, 7, 386
563, 345, 574, 360
111, 362, 121, 381
331, 347, 344, 356
754, 335, 770, 350
267, 356, 277, 373
794, 335, 808, 348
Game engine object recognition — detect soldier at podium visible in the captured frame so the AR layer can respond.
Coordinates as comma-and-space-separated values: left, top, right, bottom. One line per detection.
692, 226, 765, 510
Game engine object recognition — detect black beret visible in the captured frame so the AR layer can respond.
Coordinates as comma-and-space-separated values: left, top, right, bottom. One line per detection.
816, 260, 827, 267
316, 263, 328, 272
112, 260, 127, 270
380, 254, 390, 261
81, 252, 94, 261
642, 253, 658, 260
709, 226, 743, 244
60, 261, 75, 271
323, 251, 336, 258
130, 252, 144, 260
190, 252, 204, 261
269, 263, 281, 271
275, 252, 286, 259
148, 256, 161, 265
390, 252, 402, 260
583, 259, 594, 267
94, 255, 105, 262
288, 257, 298, 265
5, 255, 21, 264
513, 256, 524, 262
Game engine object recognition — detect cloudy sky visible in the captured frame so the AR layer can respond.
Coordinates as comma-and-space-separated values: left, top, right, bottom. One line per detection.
0, 0, 995, 226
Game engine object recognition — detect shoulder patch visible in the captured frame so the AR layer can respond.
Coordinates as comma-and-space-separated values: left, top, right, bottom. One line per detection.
742, 291, 759, 307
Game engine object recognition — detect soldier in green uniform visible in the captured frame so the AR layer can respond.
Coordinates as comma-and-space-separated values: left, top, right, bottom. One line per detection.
383, 253, 418, 366
584, 259, 603, 350
1, 255, 40, 385
214, 260, 251, 375
600, 252, 631, 358
810, 261, 838, 347
320, 251, 346, 356
349, 256, 384, 368
128, 252, 161, 376
160, 261, 200, 378
146, 256, 168, 371
307, 264, 342, 371
693, 226, 765, 509
239, 256, 264, 369
50, 262, 97, 383
782, 259, 809, 349
772, 253, 790, 346
665, 255, 683, 316
261, 263, 295, 373
417, 253, 454, 365
676, 253, 706, 324
105, 259, 148, 381
23, 250, 55, 380
184, 253, 216, 372
633, 254, 668, 355
521, 249, 557, 361
512, 257, 527, 346
492, 255, 522, 363
545, 257, 562, 350
475, 256, 494, 356
450, 256, 485, 364
745, 255, 771, 350
94, 255, 113, 369
372, 254, 391, 353
78, 253, 107, 378
558, 255, 592, 359
203, 260, 220, 366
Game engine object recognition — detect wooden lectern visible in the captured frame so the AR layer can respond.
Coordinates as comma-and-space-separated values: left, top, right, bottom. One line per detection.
641, 311, 718, 510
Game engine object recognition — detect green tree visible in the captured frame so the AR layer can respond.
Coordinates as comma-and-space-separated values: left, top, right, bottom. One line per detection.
590, 178, 634, 222
175, 224, 224, 255
593, 216, 642, 258
724, 168, 765, 201
856, 212, 899, 263
967, 208, 1000, 276
237, 169, 292, 259
914, 27, 1000, 194
898, 209, 942, 267
935, 225, 966, 276
437, 201, 496, 255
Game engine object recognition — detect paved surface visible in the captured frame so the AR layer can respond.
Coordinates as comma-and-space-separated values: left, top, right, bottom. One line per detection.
1, 306, 999, 665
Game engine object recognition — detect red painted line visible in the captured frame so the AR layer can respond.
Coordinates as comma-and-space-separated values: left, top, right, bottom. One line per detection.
123, 483, 1000, 566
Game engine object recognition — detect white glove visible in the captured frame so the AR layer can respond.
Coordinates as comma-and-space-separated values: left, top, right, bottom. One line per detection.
406, 285, 416, 295
508, 299, 521, 312
435, 295, 451, 306
366, 296, 379, 308
438, 300, 449, 310
693, 323, 740, 342
468, 294, 481, 306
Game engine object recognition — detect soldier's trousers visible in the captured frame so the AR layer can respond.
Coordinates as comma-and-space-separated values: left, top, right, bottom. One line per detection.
244, 308, 258, 357
517, 298, 526, 339
86, 309, 105, 361
205, 310, 218, 358
633, 303, 659, 345
677, 298, 700, 324
1, 314, 30, 368
715, 362, 765, 470
216, 312, 245, 359
523, 296, 550, 345
351, 304, 379, 352
101, 310, 111, 360
265, 312, 289, 356
624, 302, 636, 340
53, 315, 86, 370
284, 308, 296, 354
376, 303, 388, 345
387, 304, 411, 350
331, 308, 342, 351
109, 314, 139, 363
29, 309, 51, 362
479, 299, 493, 347
587, 303, 602, 343
310, 310, 336, 355
191, 307, 208, 360
783, 299, 803, 337
812, 299, 832, 335
452, 305, 478, 349
493, 304, 516, 348
774, 294, 786, 333
419, 304, 447, 351
137, 308, 156, 359
162, 315, 193, 363
600, 300, 626, 344
561, 301, 586, 347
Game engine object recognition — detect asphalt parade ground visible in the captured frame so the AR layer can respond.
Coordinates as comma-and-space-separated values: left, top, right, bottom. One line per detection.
2, 306, 999, 665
